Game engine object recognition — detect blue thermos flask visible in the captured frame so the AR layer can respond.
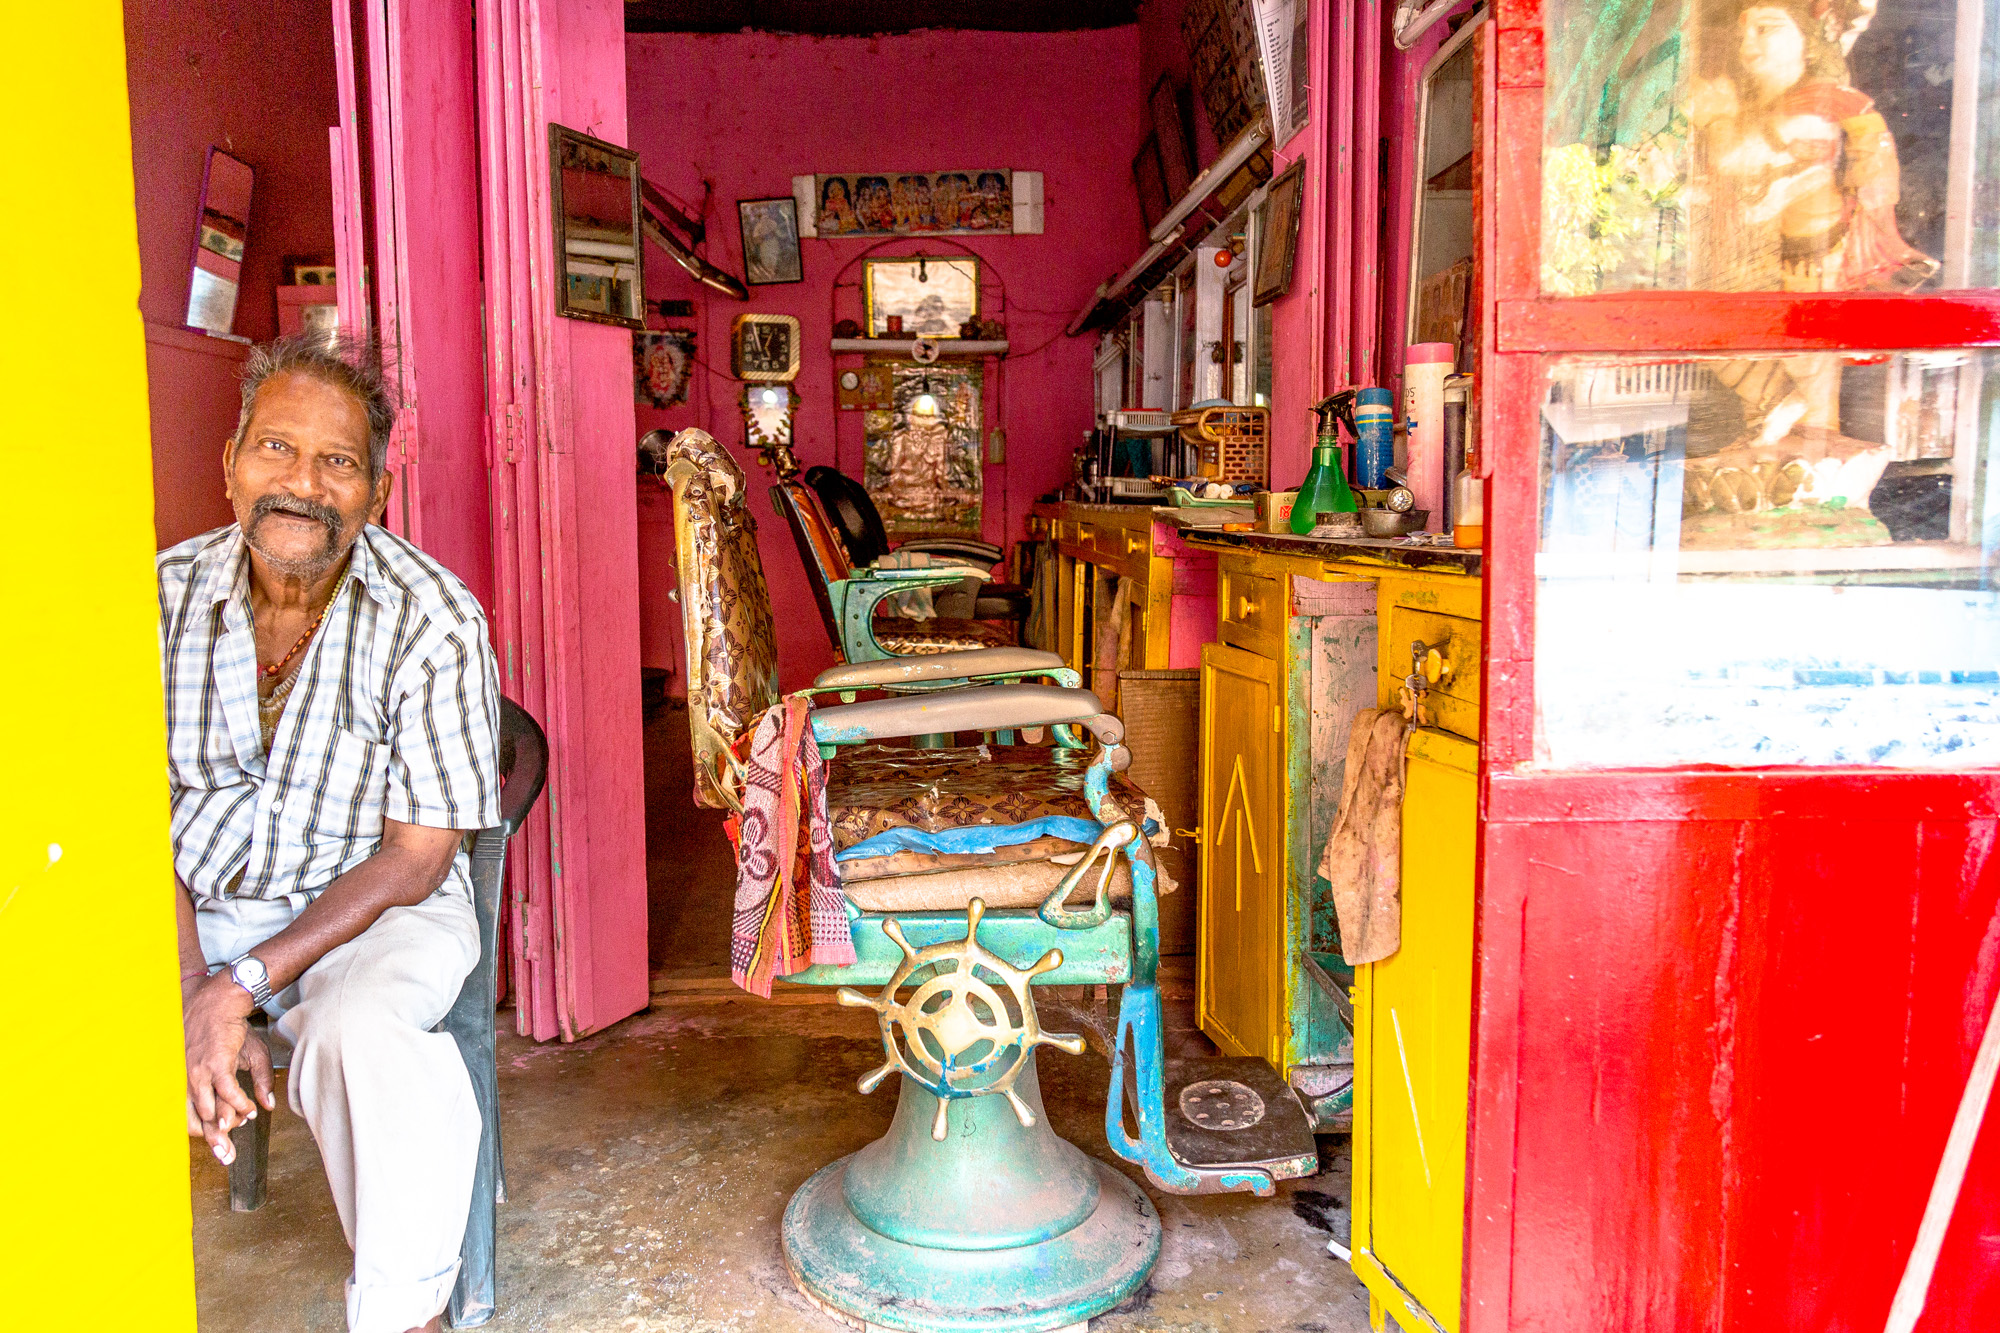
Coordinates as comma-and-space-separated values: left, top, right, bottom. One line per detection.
1355, 387, 1395, 490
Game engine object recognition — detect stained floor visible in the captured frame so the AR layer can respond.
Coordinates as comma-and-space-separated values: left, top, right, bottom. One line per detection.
189, 703, 1372, 1332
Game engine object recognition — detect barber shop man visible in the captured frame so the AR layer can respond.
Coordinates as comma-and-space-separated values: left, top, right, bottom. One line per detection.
162, 335, 501, 1333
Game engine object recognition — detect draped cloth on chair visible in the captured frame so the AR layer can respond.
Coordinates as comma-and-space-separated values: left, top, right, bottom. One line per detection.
727, 695, 852, 996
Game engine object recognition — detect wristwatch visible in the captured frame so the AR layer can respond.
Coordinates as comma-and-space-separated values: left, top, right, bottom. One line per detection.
228, 954, 274, 1008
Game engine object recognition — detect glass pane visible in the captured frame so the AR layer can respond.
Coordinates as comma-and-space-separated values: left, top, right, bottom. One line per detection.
1536, 350, 2000, 767
1543, 0, 2000, 294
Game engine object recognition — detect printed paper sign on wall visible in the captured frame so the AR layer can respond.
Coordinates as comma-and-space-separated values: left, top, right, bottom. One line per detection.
794, 172, 1044, 237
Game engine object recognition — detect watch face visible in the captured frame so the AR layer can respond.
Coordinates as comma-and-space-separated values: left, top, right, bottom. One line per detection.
234, 956, 268, 986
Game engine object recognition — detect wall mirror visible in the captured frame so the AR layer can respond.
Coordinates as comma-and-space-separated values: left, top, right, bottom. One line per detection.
1405, 14, 1481, 358
187, 148, 254, 335
742, 383, 798, 463
549, 124, 644, 329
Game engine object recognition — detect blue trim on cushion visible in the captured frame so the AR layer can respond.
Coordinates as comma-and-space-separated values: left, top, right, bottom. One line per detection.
836, 815, 1158, 863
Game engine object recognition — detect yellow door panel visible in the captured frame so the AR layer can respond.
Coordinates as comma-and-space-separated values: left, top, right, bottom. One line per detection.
1382, 607, 1482, 741
1360, 728, 1476, 1332
1197, 643, 1285, 1065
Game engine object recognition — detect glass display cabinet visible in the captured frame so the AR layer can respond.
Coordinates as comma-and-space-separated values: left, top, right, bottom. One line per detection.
1467, 0, 2000, 1330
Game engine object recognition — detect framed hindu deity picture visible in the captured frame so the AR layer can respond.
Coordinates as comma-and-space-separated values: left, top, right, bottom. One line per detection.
863, 363, 983, 537
731, 313, 800, 382
863, 257, 979, 337
738, 197, 803, 285
634, 329, 695, 407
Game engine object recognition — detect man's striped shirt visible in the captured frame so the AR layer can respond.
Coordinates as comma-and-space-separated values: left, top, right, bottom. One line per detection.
159, 523, 502, 904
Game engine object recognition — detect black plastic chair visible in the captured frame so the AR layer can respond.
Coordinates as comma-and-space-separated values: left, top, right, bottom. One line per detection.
226, 697, 549, 1329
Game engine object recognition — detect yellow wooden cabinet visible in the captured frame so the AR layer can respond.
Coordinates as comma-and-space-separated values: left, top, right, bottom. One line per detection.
1197, 641, 1286, 1064
1352, 726, 1477, 1333
1186, 533, 1480, 1333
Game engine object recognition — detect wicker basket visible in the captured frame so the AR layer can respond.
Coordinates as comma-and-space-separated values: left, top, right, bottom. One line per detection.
1171, 405, 1268, 486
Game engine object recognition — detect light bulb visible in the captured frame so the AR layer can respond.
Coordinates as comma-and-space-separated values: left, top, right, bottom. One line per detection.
759, 388, 782, 407
913, 393, 940, 416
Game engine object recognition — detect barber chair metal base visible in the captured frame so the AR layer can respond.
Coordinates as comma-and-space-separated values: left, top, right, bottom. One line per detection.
782, 1062, 1160, 1333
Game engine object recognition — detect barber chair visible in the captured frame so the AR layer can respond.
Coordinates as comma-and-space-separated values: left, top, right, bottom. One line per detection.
663, 428, 1317, 1333
738, 434, 1027, 660
804, 461, 1033, 625
226, 697, 549, 1330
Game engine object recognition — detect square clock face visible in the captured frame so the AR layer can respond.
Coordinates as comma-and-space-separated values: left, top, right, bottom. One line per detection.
732, 313, 800, 382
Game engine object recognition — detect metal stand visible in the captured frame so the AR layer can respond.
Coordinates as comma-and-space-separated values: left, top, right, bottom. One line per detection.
782, 1058, 1160, 1333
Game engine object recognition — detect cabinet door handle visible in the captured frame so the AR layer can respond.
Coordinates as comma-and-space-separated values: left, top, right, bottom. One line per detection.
1175, 826, 1203, 845
1124, 533, 1146, 555
1236, 595, 1258, 620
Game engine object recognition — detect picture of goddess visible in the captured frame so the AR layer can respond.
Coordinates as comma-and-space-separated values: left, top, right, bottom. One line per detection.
1681, 0, 1938, 514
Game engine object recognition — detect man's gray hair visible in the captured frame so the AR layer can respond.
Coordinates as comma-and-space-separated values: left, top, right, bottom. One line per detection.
233, 333, 398, 482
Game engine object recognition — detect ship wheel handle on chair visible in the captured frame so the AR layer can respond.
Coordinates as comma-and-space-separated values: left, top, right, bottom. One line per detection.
838, 898, 1086, 1141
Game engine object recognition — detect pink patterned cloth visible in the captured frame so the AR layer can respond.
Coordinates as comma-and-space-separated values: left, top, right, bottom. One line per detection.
726, 695, 852, 996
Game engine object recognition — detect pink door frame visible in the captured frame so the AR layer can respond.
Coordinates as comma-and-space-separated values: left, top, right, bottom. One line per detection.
331, 0, 650, 1041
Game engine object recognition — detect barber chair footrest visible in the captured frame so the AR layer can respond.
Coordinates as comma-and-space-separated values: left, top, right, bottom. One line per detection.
1133, 1056, 1320, 1180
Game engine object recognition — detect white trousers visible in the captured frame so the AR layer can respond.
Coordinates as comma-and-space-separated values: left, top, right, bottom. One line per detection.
198, 891, 481, 1333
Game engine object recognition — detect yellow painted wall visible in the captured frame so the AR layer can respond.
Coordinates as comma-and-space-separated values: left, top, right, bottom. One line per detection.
0, 2, 198, 1323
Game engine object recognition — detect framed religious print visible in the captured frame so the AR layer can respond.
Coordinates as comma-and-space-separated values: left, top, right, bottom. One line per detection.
731, 313, 800, 382
1540, 0, 1996, 296
863, 257, 979, 337
738, 197, 803, 285
863, 364, 983, 536
1252, 157, 1305, 306
634, 329, 695, 407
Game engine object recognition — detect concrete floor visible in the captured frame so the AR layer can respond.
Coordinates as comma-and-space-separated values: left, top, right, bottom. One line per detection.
189, 704, 1372, 1333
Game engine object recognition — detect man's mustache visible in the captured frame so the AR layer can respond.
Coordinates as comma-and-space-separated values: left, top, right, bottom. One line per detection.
249, 493, 343, 540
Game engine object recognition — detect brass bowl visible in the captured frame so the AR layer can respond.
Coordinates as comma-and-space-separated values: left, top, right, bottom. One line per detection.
1359, 508, 1429, 537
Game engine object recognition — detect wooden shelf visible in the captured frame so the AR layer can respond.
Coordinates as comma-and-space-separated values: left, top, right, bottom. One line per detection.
830, 338, 1010, 357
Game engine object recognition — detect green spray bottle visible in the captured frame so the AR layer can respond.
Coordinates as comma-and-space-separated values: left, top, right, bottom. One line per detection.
1291, 390, 1360, 534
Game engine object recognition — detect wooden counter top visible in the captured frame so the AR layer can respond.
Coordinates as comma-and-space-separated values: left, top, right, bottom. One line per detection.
1184, 527, 1482, 576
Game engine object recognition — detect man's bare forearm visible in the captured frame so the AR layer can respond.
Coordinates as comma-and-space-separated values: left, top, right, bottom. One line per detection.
175, 875, 207, 985
226, 820, 464, 993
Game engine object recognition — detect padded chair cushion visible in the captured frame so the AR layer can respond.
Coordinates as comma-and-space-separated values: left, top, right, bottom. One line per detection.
826, 743, 1151, 912
872, 617, 1017, 655
824, 743, 1146, 849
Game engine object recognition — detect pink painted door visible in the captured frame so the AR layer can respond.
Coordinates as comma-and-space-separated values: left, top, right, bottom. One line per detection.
333, 0, 650, 1040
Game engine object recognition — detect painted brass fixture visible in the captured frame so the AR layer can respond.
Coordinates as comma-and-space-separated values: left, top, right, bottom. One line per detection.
840, 898, 1086, 1141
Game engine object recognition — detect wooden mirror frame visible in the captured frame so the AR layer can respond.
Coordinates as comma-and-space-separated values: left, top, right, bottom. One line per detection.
548, 123, 645, 330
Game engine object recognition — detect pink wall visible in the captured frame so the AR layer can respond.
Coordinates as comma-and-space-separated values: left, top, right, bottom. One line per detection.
123, 0, 340, 547
625, 28, 1147, 691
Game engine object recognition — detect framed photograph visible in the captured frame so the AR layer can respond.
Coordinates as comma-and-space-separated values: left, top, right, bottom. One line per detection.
549, 123, 645, 330
863, 257, 979, 338
1133, 135, 1170, 233
1149, 77, 1196, 202
738, 197, 803, 286
1252, 158, 1306, 307
732, 313, 801, 382
635, 329, 696, 407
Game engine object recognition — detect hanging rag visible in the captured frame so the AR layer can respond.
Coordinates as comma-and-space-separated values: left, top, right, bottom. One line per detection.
1318, 708, 1409, 965
725, 694, 853, 996
1091, 575, 1135, 714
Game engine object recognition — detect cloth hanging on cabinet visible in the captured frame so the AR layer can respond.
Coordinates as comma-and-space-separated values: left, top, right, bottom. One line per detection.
1319, 708, 1409, 965
725, 694, 852, 996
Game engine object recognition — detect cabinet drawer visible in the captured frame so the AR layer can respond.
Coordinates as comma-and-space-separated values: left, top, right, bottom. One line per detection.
1385, 607, 1481, 741
1219, 567, 1284, 657
1087, 522, 1152, 582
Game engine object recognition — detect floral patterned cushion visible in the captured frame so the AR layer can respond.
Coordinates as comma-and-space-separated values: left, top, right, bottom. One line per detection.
872, 617, 1017, 655
662, 429, 780, 808
824, 743, 1146, 851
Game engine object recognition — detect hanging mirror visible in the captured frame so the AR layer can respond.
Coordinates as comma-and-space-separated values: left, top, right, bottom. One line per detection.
549, 124, 644, 329
1405, 14, 1481, 357
187, 148, 254, 335
742, 383, 798, 469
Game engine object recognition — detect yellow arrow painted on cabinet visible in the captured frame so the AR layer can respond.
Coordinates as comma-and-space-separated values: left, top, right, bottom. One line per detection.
1215, 754, 1263, 912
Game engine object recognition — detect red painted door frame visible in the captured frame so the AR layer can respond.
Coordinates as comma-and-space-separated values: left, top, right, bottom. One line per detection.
1468, 4, 2000, 1330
